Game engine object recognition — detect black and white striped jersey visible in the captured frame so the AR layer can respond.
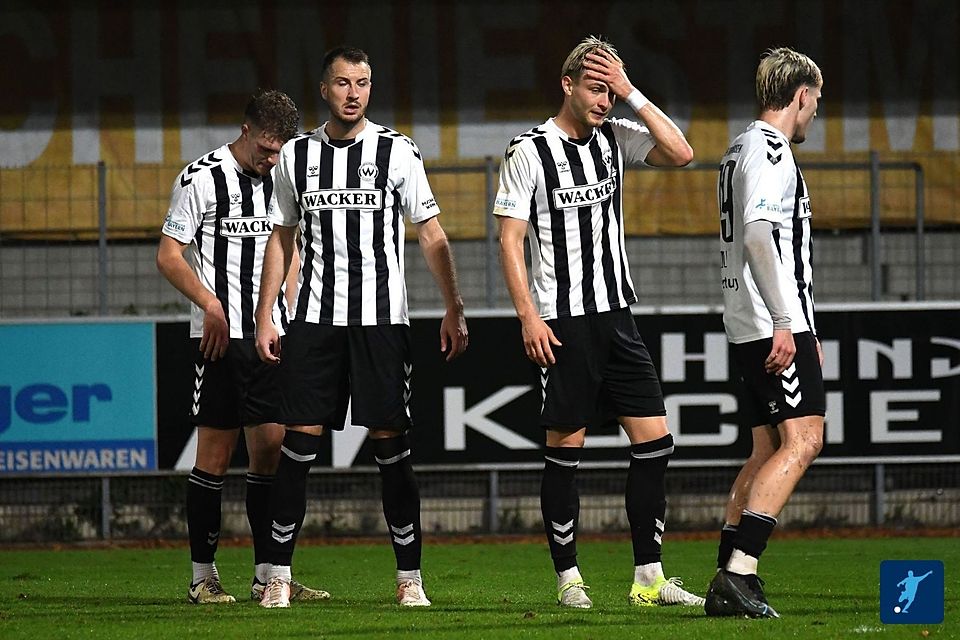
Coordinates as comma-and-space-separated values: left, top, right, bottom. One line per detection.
718, 120, 816, 343
162, 144, 290, 339
493, 117, 656, 320
270, 120, 440, 326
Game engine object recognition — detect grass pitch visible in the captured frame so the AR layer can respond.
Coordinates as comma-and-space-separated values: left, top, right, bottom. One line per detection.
1, 537, 955, 639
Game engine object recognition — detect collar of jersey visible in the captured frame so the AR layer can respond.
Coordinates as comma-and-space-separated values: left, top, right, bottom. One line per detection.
319, 118, 371, 145
223, 143, 261, 180
545, 118, 596, 145
750, 120, 789, 144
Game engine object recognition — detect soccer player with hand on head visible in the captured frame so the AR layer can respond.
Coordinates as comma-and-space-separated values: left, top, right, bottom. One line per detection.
158, 89, 328, 605
495, 35, 703, 610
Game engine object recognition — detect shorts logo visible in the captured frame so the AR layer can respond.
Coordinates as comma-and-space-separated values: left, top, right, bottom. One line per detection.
880, 560, 944, 624
780, 363, 801, 408
767, 400, 779, 415
358, 162, 379, 181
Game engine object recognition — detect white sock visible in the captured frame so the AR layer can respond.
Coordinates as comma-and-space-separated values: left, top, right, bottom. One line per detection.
267, 564, 292, 582
191, 562, 218, 585
397, 569, 422, 586
634, 562, 664, 586
557, 566, 583, 589
255, 563, 271, 583
726, 549, 759, 575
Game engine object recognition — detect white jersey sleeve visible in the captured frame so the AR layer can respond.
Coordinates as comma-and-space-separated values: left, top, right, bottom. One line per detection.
492, 140, 536, 220
161, 176, 207, 243
271, 141, 301, 227
398, 138, 440, 223
738, 142, 791, 227
607, 117, 656, 167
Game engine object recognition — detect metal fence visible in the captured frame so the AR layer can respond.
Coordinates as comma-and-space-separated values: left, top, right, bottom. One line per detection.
2, 461, 958, 543
3, 154, 957, 318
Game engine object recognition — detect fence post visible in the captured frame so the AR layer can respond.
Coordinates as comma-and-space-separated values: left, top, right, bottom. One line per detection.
487, 469, 500, 534
484, 156, 497, 309
869, 151, 881, 301
101, 476, 113, 540
873, 463, 885, 527
97, 161, 108, 315
914, 165, 926, 301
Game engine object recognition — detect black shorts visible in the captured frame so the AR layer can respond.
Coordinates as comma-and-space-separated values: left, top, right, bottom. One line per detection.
731, 331, 826, 428
541, 309, 665, 429
190, 338, 280, 429
275, 320, 413, 431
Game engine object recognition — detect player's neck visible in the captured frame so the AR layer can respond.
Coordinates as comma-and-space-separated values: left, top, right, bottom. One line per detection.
553, 111, 593, 141
758, 110, 796, 142
227, 139, 255, 174
325, 116, 367, 141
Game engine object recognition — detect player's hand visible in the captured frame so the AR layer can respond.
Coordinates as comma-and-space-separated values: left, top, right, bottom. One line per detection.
583, 49, 634, 101
815, 336, 824, 367
200, 300, 229, 361
255, 322, 282, 364
765, 328, 796, 375
440, 306, 468, 362
521, 316, 562, 367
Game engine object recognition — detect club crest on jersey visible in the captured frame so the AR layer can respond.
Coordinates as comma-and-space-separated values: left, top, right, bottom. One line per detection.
218, 216, 272, 237
307, 165, 319, 177
552, 177, 615, 209
358, 162, 379, 181
301, 188, 384, 210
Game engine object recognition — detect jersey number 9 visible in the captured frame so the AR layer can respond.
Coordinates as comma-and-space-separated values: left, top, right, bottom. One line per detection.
718, 160, 736, 243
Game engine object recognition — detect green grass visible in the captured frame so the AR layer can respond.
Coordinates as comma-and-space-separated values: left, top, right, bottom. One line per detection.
0, 537, 956, 639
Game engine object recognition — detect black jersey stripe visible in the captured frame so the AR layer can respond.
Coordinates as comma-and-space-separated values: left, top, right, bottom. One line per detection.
293, 137, 314, 321
562, 141, 597, 314
237, 172, 256, 337
317, 142, 337, 324
588, 135, 619, 308
345, 143, 364, 324
373, 136, 394, 322
533, 136, 570, 317
210, 166, 231, 332
793, 166, 813, 331
599, 122, 636, 305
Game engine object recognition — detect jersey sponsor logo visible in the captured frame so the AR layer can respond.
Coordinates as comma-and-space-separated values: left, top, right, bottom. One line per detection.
494, 195, 517, 212
358, 162, 379, 180
421, 197, 437, 210
162, 213, 186, 234
552, 178, 616, 209
301, 189, 384, 210
755, 198, 782, 214
724, 143, 743, 156
218, 216, 272, 237
798, 196, 812, 218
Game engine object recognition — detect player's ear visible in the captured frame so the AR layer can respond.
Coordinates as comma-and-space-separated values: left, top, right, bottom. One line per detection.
795, 85, 808, 110
561, 75, 574, 96
320, 81, 328, 101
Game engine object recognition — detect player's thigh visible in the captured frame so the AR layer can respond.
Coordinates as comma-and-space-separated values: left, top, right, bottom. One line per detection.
540, 315, 603, 430
601, 310, 666, 420
348, 324, 413, 431
275, 320, 349, 427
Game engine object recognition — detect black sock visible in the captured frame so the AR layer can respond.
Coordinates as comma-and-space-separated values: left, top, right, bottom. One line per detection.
625, 434, 673, 566
266, 430, 321, 567
541, 447, 581, 573
187, 467, 224, 565
732, 509, 778, 561
246, 472, 274, 568
374, 435, 422, 571
717, 523, 739, 570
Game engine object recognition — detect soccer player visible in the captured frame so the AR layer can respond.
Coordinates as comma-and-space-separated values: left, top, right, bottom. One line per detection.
254, 46, 468, 609
706, 47, 825, 619
495, 36, 703, 610
158, 89, 328, 605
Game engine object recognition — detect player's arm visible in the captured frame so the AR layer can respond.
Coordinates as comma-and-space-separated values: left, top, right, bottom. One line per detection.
582, 48, 692, 167
417, 216, 468, 362
283, 231, 301, 311
157, 235, 229, 361
743, 220, 795, 375
255, 223, 296, 364
498, 217, 561, 367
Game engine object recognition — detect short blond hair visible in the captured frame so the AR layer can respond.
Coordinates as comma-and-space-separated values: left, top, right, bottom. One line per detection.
561, 35, 623, 80
756, 47, 822, 112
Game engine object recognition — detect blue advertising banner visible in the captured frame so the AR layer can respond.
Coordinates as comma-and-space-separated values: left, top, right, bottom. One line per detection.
0, 322, 156, 473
